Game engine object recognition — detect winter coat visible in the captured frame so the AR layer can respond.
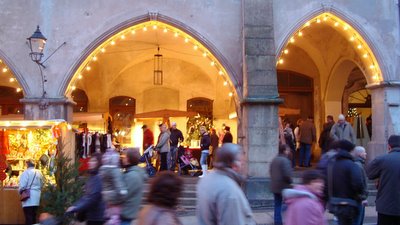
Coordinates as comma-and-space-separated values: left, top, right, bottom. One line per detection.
222, 132, 233, 143
169, 128, 184, 147
269, 155, 292, 194
200, 133, 211, 151
283, 185, 327, 225
72, 172, 105, 222
329, 150, 364, 202
143, 129, 154, 149
136, 205, 182, 225
121, 166, 148, 220
354, 156, 368, 201
318, 121, 334, 152
330, 121, 356, 144
210, 133, 219, 155
367, 147, 400, 216
99, 166, 127, 205
156, 131, 170, 153
299, 119, 316, 144
19, 167, 44, 207
197, 168, 256, 225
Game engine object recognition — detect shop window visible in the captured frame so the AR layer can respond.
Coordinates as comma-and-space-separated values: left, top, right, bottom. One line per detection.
109, 96, 136, 143
187, 97, 213, 119
71, 89, 88, 112
0, 86, 23, 115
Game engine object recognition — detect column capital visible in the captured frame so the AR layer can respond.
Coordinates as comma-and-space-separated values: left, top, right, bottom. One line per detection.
366, 80, 400, 90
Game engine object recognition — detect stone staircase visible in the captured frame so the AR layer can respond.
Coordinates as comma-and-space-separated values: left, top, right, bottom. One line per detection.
142, 171, 378, 215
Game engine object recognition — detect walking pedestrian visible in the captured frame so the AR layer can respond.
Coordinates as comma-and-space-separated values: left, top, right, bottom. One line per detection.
197, 143, 255, 225
222, 126, 233, 143
19, 159, 44, 225
168, 122, 184, 171
299, 116, 316, 167
351, 146, 369, 225
270, 144, 293, 225
155, 123, 170, 171
136, 171, 183, 225
318, 115, 335, 154
367, 135, 400, 225
199, 126, 211, 178
209, 128, 219, 169
283, 121, 296, 167
330, 114, 356, 144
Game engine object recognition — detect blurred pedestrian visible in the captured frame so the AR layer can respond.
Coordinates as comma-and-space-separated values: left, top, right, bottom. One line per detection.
169, 122, 184, 171
283, 170, 326, 225
142, 124, 154, 151
283, 121, 296, 167
222, 126, 233, 143
19, 159, 44, 225
155, 123, 170, 171
120, 148, 148, 225
330, 114, 356, 144
299, 116, 316, 167
66, 153, 105, 225
318, 115, 335, 154
294, 119, 303, 151
367, 135, 400, 225
351, 146, 369, 225
209, 128, 219, 169
136, 171, 183, 225
270, 144, 293, 225
199, 126, 211, 177
197, 143, 255, 225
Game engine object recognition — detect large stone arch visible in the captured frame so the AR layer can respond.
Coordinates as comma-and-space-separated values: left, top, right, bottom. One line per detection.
0, 48, 31, 96
60, 13, 241, 103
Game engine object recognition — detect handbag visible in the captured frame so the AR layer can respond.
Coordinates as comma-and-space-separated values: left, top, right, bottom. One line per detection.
20, 171, 37, 202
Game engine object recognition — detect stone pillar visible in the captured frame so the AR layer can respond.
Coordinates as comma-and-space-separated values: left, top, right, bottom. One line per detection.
21, 98, 75, 122
241, 0, 282, 207
367, 82, 400, 161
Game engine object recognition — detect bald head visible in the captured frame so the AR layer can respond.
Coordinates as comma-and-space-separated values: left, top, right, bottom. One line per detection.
352, 146, 367, 160
214, 143, 243, 170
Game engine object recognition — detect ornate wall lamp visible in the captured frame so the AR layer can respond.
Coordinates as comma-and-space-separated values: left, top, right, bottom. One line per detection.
27, 25, 66, 109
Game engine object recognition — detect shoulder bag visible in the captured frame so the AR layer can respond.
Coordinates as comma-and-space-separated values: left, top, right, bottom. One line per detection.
20, 171, 37, 202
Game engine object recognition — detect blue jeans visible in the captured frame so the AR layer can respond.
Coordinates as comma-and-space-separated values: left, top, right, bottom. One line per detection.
273, 193, 283, 225
200, 151, 209, 165
299, 143, 311, 167
353, 204, 364, 225
168, 146, 178, 171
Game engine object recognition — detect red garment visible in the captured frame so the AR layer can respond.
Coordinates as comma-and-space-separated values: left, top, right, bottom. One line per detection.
0, 130, 9, 155
143, 129, 154, 149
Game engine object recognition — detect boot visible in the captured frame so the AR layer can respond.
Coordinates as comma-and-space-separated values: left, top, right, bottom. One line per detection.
199, 165, 208, 178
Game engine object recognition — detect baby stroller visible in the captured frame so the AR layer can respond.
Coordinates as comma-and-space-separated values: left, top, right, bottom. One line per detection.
140, 145, 157, 177
178, 147, 202, 176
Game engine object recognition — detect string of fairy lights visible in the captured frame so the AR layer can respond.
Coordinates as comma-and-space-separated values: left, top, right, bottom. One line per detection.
0, 59, 22, 93
68, 21, 234, 98
276, 13, 382, 83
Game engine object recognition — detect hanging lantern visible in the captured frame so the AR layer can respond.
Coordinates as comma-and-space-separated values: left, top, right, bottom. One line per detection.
27, 25, 47, 63
154, 46, 163, 85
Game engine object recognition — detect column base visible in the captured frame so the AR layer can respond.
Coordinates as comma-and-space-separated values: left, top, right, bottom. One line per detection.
243, 177, 273, 209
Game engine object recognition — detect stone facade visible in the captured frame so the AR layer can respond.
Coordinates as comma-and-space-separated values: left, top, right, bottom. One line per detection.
0, 0, 399, 207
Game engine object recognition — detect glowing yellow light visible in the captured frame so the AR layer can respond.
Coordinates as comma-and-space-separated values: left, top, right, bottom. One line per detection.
323, 16, 329, 21
16, 88, 21, 92
78, 74, 83, 79
316, 19, 321, 23
101, 48, 106, 53
305, 22, 311, 27
203, 52, 207, 57
284, 49, 289, 54
373, 74, 379, 80
2, 67, 8, 73
111, 40, 116, 45
92, 56, 98, 61
143, 26, 147, 31
174, 32, 178, 37
193, 45, 198, 50
210, 61, 215, 66
67, 124, 72, 130
5, 121, 10, 127
343, 25, 349, 30
86, 66, 91, 71
350, 36, 355, 41
290, 37, 295, 43
223, 81, 228, 86
131, 30, 136, 34
279, 59, 284, 64
185, 38, 189, 43
369, 64, 375, 69
153, 25, 157, 30
9, 78, 15, 82
0, 59, 2, 63
334, 22, 339, 26
121, 35, 125, 39
357, 44, 362, 49
219, 70, 224, 75
163, 28, 168, 33
363, 53, 368, 58
298, 31, 303, 37
228, 92, 233, 97
71, 86, 76, 90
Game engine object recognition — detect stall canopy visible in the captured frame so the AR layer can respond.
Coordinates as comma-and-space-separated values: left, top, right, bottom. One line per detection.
134, 109, 197, 119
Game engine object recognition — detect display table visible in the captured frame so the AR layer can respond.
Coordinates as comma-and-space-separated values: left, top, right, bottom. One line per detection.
0, 188, 25, 224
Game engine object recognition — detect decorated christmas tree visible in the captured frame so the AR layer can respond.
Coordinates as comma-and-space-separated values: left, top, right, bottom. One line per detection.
186, 115, 213, 144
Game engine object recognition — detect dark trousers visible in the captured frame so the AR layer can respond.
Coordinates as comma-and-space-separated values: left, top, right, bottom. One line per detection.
159, 152, 168, 171
23, 206, 38, 225
378, 213, 400, 225
273, 193, 283, 225
336, 205, 358, 225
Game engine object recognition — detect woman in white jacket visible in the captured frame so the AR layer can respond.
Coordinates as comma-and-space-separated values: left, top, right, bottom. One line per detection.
19, 159, 44, 225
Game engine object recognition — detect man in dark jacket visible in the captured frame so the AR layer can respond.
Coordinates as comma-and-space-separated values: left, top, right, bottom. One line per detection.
299, 116, 316, 167
222, 126, 233, 143
318, 115, 335, 154
199, 126, 211, 177
367, 135, 400, 225
328, 140, 364, 225
168, 122, 184, 171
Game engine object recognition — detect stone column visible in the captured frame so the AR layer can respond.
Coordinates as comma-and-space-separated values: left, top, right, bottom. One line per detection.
367, 82, 400, 161
241, 0, 282, 207
21, 98, 75, 122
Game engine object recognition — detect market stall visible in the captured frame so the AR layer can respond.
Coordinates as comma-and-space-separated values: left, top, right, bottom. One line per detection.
0, 120, 73, 224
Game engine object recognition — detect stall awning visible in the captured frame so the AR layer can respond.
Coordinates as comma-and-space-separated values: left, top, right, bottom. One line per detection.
0, 120, 66, 129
